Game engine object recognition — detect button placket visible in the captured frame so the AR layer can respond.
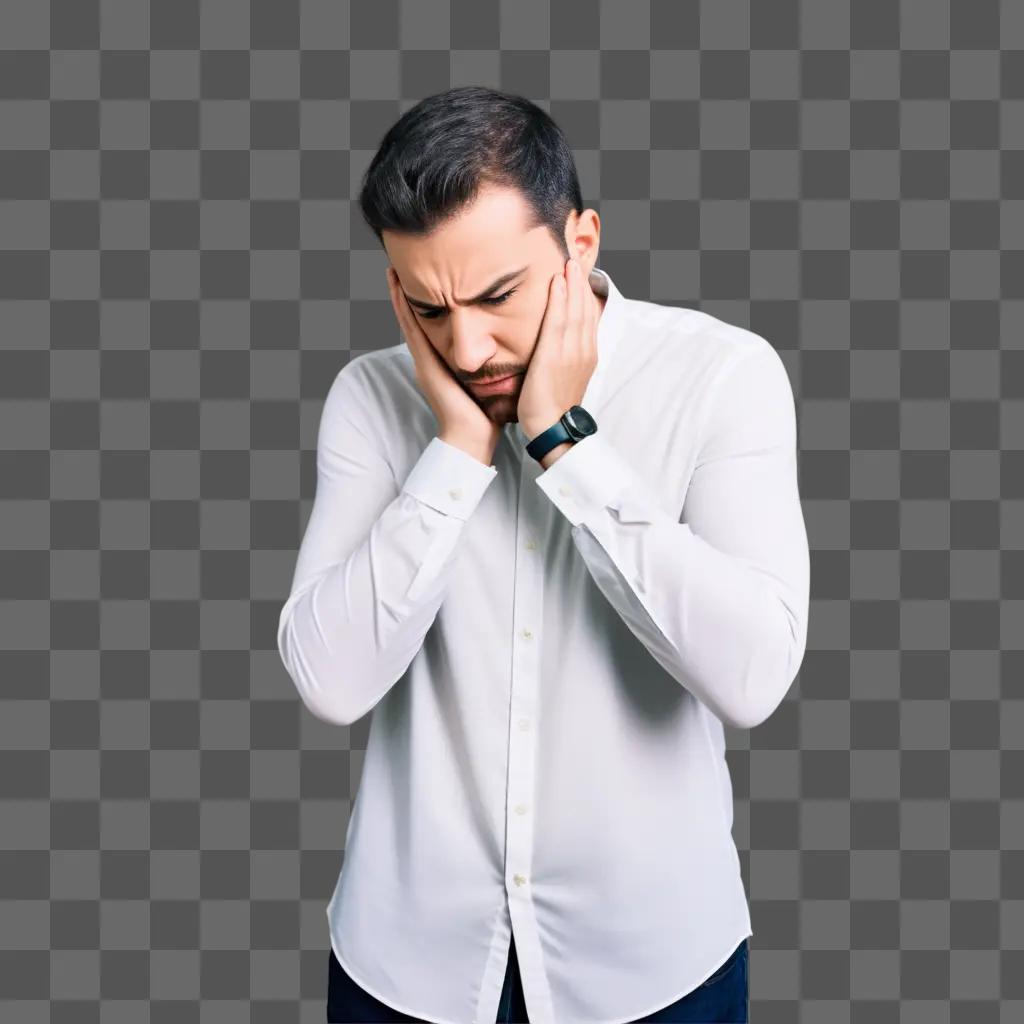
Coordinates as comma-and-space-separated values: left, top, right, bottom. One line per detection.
504, 454, 547, 1014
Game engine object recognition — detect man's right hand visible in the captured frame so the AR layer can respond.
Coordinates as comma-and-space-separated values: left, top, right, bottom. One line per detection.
386, 266, 503, 465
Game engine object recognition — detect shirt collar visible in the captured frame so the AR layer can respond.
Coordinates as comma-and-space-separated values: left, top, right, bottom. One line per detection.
508, 263, 627, 445
581, 264, 627, 413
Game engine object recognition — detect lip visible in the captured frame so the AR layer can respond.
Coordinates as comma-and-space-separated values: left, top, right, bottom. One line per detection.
470, 373, 521, 395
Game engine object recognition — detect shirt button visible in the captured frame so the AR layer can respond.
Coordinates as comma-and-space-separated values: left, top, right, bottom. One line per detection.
521, 628, 532, 640
513, 873, 527, 886
524, 539, 536, 550
514, 803, 528, 815
558, 486, 571, 496
448, 488, 462, 500
518, 718, 530, 730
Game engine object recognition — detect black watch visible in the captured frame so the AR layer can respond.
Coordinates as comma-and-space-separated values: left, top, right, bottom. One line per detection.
525, 405, 598, 463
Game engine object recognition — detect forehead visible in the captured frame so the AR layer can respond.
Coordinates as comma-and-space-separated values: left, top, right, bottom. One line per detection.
384, 186, 552, 298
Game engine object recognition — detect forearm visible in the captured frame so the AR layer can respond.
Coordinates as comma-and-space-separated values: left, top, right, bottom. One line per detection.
279, 434, 498, 726
278, 494, 462, 726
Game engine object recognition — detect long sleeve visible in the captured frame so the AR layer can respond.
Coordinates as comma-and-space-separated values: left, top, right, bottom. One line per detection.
535, 344, 810, 730
276, 362, 498, 727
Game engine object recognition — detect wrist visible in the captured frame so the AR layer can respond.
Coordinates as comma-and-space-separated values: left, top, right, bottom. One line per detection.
439, 432, 496, 467
521, 411, 564, 442
537, 440, 575, 470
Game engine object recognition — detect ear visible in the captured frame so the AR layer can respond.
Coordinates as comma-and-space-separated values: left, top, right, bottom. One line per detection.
567, 207, 601, 275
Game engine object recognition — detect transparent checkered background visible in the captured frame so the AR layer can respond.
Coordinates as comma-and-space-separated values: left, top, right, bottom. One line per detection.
1, 1, 1023, 1021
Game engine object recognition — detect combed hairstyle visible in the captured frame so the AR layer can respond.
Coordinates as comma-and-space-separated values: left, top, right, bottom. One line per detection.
357, 85, 583, 260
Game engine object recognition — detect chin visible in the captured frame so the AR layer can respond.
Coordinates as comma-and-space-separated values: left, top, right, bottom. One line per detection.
482, 402, 519, 426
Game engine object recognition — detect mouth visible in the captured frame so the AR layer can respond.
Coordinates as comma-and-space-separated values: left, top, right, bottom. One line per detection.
470, 373, 522, 395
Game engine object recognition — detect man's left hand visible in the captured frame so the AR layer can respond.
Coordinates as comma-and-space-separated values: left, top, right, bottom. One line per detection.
517, 257, 598, 440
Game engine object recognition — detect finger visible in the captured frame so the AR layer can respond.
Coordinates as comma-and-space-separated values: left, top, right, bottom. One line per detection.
580, 262, 593, 350
583, 265, 596, 353
544, 268, 569, 348
566, 257, 583, 349
390, 276, 451, 385
385, 266, 401, 311
539, 269, 566, 340
385, 271, 409, 334
386, 268, 423, 350
387, 267, 406, 318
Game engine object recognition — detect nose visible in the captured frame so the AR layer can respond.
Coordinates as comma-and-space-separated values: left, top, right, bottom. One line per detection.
448, 309, 499, 378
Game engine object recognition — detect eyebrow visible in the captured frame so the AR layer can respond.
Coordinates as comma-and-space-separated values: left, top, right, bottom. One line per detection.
401, 266, 529, 313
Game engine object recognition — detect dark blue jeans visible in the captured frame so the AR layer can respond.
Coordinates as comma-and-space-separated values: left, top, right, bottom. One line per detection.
327, 931, 748, 1022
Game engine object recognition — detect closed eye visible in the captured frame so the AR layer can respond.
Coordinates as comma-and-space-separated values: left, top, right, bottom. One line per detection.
416, 288, 519, 321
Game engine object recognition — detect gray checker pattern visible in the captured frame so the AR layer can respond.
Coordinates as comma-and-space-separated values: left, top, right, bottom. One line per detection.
1, 1, 1023, 1022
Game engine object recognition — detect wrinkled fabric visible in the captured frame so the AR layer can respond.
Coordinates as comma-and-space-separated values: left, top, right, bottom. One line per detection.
278, 267, 808, 1023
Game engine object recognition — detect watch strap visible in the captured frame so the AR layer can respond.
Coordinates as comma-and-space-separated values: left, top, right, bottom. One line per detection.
525, 416, 574, 462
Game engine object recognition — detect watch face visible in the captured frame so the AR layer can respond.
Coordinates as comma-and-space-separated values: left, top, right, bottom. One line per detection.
564, 405, 597, 439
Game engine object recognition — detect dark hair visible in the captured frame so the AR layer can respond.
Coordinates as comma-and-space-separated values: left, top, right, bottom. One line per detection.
357, 86, 583, 259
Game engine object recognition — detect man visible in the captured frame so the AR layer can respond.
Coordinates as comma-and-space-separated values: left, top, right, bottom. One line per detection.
277, 85, 810, 1023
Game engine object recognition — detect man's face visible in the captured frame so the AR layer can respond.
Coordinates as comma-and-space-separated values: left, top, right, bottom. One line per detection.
383, 184, 603, 425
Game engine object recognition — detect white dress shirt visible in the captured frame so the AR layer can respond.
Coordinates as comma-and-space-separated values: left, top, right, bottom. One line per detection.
277, 266, 810, 1023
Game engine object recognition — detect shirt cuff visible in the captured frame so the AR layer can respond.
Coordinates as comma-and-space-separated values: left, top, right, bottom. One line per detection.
400, 435, 498, 521
534, 431, 656, 528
